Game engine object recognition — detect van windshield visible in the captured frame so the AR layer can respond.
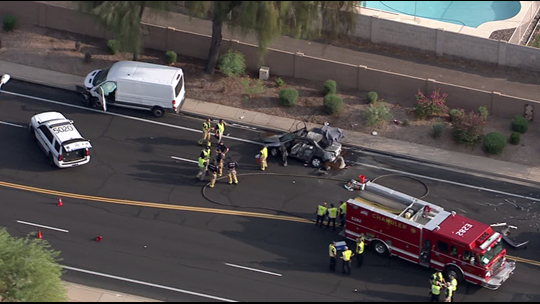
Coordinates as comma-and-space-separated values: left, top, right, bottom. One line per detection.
93, 68, 111, 86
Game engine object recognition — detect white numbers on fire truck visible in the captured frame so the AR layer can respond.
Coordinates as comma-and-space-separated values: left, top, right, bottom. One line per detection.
456, 223, 473, 237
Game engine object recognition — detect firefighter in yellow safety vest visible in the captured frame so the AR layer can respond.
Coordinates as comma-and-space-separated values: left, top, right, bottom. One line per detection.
315, 202, 327, 228
198, 118, 212, 146
329, 242, 337, 272
339, 201, 347, 227
341, 246, 354, 275
355, 235, 365, 269
326, 204, 338, 230
259, 145, 268, 171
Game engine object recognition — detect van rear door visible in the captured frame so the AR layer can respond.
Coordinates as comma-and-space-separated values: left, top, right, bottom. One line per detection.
62, 140, 91, 162
173, 71, 185, 111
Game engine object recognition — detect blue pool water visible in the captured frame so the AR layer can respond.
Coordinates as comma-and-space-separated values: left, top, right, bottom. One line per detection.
362, 1, 521, 28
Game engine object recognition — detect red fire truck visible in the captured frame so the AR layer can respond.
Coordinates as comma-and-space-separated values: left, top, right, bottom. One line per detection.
344, 180, 515, 290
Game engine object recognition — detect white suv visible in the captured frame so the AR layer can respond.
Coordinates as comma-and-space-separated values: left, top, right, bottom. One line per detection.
29, 112, 92, 168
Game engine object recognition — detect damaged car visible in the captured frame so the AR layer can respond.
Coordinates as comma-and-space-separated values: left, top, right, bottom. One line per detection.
263, 124, 343, 168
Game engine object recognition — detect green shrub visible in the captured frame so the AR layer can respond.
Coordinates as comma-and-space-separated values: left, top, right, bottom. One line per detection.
431, 119, 445, 139
218, 50, 246, 77
279, 88, 299, 107
275, 77, 285, 88
240, 77, 265, 99
364, 102, 392, 126
449, 108, 461, 121
483, 132, 506, 154
106, 40, 120, 55
323, 80, 337, 95
2, 15, 17, 32
509, 132, 520, 145
415, 89, 449, 120
323, 94, 343, 115
511, 115, 528, 133
165, 50, 177, 65
367, 91, 378, 104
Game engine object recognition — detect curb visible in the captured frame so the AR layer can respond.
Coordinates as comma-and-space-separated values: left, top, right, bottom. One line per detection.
9, 76, 540, 188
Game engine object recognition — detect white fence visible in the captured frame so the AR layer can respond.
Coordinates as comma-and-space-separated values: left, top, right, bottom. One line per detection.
509, 1, 540, 44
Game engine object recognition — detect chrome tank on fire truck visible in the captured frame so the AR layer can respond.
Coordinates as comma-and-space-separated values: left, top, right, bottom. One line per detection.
343, 181, 515, 290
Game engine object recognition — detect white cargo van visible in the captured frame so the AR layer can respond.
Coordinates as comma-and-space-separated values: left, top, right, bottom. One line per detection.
82, 61, 185, 117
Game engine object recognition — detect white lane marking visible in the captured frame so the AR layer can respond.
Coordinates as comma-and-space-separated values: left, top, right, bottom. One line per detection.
16, 220, 69, 233
62, 266, 238, 302
355, 162, 540, 203
1, 90, 262, 145
171, 156, 198, 164
0, 121, 25, 128
225, 263, 282, 277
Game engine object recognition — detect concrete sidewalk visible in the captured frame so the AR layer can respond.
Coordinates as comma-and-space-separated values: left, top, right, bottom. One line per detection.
1, 60, 540, 186
65, 282, 161, 302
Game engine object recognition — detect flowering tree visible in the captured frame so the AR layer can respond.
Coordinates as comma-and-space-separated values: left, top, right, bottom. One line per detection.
414, 89, 449, 120
450, 106, 489, 145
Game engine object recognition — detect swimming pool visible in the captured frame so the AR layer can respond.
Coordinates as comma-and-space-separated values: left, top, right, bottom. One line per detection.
362, 1, 521, 28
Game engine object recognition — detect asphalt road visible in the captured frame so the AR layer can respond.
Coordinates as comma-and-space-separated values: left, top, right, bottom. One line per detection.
0, 80, 540, 302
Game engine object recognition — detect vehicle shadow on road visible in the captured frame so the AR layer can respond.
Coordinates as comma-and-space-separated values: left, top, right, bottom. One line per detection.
130, 136, 197, 148
130, 160, 200, 185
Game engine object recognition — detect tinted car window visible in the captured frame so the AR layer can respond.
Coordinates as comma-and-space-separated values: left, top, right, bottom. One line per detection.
54, 141, 61, 152
39, 126, 54, 143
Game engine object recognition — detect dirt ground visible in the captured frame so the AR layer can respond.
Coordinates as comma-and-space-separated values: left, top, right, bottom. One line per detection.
2, 25, 540, 167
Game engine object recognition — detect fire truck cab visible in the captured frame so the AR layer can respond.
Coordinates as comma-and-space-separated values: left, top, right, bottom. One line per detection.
344, 181, 515, 290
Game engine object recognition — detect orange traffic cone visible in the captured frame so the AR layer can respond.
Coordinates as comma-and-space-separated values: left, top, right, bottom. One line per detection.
57, 197, 63, 207
37, 230, 42, 239
95, 235, 102, 242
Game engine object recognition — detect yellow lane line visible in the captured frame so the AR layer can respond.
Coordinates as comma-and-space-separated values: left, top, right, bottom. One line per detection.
2, 180, 540, 268
0, 181, 312, 224
506, 255, 540, 267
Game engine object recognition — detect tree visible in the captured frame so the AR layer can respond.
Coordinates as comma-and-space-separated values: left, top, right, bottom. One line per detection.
185, 1, 358, 74
79, 1, 172, 61
0, 228, 66, 302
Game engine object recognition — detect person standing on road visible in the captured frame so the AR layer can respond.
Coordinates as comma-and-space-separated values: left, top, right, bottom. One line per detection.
430, 271, 445, 286
449, 274, 457, 302
259, 145, 268, 171
339, 201, 347, 227
198, 118, 212, 146
341, 246, 354, 275
444, 282, 453, 302
216, 147, 225, 177
196, 144, 212, 181
430, 281, 442, 302
208, 159, 218, 188
280, 144, 288, 167
355, 235, 365, 269
326, 204, 338, 230
215, 119, 227, 143
329, 242, 337, 272
316, 202, 328, 228
227, 157, 239, 185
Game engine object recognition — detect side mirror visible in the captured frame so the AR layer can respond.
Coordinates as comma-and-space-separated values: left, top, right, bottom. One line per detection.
0, 74, 10, 90
1, 74, 10, 85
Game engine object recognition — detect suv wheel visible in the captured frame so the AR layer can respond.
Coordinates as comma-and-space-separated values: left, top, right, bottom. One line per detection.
311, 157, 322, 168
270, 147, 279, 157
48, 154, 56, 167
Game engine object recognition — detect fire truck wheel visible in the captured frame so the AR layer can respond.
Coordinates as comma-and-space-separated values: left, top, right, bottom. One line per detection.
371, 240, 389, 256
444, 265, 464, 284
